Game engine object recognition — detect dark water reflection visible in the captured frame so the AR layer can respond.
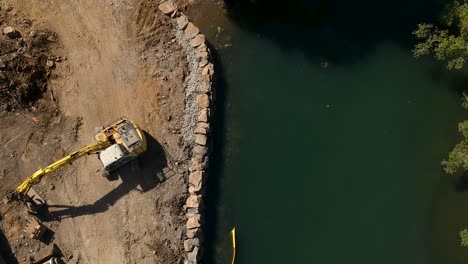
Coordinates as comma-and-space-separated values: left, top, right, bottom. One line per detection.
222, 0, 446, 65
191, 1, 468, 263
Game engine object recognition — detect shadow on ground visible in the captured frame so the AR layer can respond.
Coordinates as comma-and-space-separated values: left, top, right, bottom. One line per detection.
223, 0, 447, 65
0, 224, 17, 264
40, 131, 166, 221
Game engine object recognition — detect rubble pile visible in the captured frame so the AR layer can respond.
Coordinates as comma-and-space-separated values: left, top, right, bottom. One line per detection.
0, 9, 59, 112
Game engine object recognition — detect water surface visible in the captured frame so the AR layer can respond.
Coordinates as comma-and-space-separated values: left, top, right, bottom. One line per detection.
193, 1, 468, 263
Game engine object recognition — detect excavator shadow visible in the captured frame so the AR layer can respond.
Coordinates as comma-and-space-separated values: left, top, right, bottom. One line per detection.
39, 131, 167, 221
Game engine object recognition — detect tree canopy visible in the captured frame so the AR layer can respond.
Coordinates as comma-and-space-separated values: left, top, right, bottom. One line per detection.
414, 1, 468, 174
443, 121, 468, 174
461, 229, 468, 246
413, 1, 468, 69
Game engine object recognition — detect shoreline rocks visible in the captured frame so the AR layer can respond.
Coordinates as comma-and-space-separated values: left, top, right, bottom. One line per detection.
3, 26, 21, 39
158, 1, 215, 264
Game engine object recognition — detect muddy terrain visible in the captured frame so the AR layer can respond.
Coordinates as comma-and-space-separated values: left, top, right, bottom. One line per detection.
0, 0, 200, 263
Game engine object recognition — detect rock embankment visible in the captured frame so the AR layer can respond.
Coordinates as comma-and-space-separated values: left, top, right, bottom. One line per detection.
158, 1, 215, 263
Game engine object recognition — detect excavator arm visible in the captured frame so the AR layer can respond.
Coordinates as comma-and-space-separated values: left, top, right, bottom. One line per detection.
6, 140, 111, 202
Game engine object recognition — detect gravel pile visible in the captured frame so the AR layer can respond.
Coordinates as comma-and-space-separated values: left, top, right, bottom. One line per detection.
175, 27, 202, 146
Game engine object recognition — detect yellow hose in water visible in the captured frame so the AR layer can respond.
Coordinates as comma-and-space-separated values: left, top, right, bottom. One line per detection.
231, 227, 236, 264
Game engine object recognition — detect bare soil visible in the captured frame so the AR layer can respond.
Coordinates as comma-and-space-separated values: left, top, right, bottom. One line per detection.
0, 1, 194, 263
0, 6, 60, 111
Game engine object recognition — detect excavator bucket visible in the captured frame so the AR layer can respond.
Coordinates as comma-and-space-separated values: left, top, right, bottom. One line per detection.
4, 188, 45, 214
3, 190, 17, 204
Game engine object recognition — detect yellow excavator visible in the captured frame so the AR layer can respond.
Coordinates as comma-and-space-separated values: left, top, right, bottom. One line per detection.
5, 116, 147, 206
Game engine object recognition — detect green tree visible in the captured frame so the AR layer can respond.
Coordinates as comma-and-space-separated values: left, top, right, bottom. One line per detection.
414, 1, 468, 174
443, 121, 468, 174
415, 1, 468, 245
460, 229, 468, 246
413, 1, 468, 70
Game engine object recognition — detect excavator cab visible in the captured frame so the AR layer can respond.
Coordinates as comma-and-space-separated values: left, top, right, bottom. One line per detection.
95, 117, 147, 178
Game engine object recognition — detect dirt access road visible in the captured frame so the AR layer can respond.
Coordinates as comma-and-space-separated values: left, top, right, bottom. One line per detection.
0, 0, 193, 263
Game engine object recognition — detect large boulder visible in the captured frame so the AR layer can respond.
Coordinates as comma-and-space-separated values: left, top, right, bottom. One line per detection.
189, 161, 201, 173
197, 43, 207, 52
193, 145, 207, 156
197, 94, 210, 108
189, 171, 203, 191
202, 63, 214, 76
197, 82, 211, 93
186, 214, 201, 229
188, 247, 200, 263
196, 50, 208, 60
184, 238, 200, 252
195, 134, 207, 146
3, 26, 20, 39
197, 122, 210, 130
191, 156, 208, 170
190, 34, 205, 47
184, 22, 199, 39
197, 109, 209, 122
199, 58, 208, 68
199, 74, 211, 82
177, 15, 189, 29
186, 227, 201, 239
194, 126, 207, 135
158, 1, 177, 15
186, 194, 200, 208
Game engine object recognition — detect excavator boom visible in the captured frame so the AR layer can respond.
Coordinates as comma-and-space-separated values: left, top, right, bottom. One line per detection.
6, 140, 111, 201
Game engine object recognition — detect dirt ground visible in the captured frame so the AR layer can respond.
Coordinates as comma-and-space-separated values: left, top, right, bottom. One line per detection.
0, 0, 198, 263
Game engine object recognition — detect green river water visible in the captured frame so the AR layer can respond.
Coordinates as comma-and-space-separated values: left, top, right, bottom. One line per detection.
193, 1, 468, 263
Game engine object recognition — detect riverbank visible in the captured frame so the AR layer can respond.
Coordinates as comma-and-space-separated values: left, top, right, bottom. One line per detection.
158, 1, 215, 263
